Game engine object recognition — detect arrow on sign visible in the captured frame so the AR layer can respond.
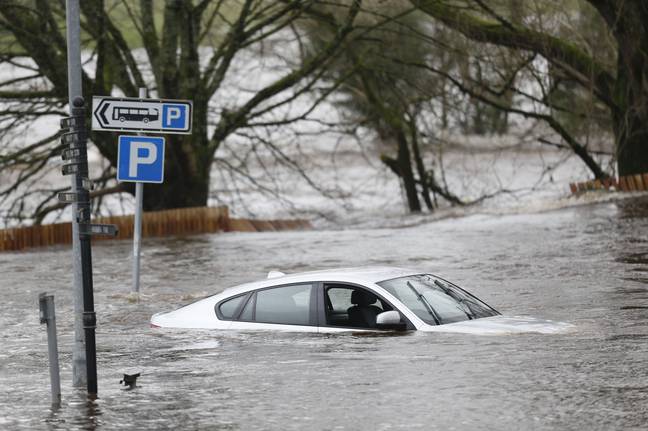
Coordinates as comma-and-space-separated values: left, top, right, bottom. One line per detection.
98, 102, 110, 125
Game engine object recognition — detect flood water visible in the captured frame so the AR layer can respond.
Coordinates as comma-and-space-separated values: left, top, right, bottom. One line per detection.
1, 197, 648, 430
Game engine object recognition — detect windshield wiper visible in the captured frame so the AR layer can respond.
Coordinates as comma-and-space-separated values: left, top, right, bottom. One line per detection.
433, 279, 475, 320
407, 281, 441, 325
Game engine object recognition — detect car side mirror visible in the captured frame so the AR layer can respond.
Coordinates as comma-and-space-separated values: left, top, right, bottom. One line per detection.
376, 310, 407, 331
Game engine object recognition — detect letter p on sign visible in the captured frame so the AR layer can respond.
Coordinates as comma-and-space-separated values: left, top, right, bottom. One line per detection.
162, 104, 188, 129
117, 136, 165, 183
129, 141, 157, 177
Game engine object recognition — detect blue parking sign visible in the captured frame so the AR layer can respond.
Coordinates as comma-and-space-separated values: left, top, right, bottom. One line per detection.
162, 104, 189, 130
117, 136, 165, 183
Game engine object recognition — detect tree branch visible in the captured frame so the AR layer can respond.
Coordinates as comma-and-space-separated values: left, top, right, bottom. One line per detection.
410, 0, 617, 109
393, 56, 610, 179
208, 0, 363, 151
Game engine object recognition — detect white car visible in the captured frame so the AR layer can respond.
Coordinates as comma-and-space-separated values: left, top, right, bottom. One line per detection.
150, 267, 570, 334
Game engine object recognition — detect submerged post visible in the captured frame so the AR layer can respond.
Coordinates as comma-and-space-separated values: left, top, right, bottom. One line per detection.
64, 0, 86, 388
133, 181, 143, 294
39, 293, 61, 407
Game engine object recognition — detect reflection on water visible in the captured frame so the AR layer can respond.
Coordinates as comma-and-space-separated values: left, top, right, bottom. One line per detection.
1, 197, 648, 430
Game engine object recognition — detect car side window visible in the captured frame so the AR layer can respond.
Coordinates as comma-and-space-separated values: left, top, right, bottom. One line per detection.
218, 294, 246, 320
242, 284, 314, 326
324, 285, 392, 329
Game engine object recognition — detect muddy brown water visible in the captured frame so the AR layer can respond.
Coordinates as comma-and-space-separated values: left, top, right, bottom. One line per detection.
1, 197, 647, 430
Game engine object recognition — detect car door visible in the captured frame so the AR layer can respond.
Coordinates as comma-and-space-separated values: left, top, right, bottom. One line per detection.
316, 282, 414, 333
223, 283, 319, 332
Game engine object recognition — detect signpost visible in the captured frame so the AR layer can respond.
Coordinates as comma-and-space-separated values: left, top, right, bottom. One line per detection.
59, 97, 119, 398
92, 91, 192, 294
116, 131, 165, 294
64, 0, 87, 390
92, 96, 192, 134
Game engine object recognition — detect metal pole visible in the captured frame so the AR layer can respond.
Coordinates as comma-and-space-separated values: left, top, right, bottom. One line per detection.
65, 0, 86, 388
80, 194, 98, 397
39, 293, 61, 407
61, 97, 98, 397
132, 87, 146, 294
133, 182, 143, 293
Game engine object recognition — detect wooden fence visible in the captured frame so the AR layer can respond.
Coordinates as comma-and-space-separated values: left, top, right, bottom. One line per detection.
0, 206, 311, 252
570, 173, 648, 194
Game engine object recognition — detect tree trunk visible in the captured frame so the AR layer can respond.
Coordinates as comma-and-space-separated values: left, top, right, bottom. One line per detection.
612, 11, 648, 176
379, 125, 422, 213
141, 155, 209, 210
408, 118, 434, 210
614, 103, 648, 177
396, 128, 422, 213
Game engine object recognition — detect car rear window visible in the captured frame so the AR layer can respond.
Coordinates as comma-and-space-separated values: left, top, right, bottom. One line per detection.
218, 294, 246, 319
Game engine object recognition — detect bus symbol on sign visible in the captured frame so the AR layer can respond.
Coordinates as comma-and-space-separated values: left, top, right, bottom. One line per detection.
91, 96, 192, 134
113, 106, 159, 123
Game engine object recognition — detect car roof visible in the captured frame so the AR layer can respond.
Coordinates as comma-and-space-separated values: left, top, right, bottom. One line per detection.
219, 266, 421, 297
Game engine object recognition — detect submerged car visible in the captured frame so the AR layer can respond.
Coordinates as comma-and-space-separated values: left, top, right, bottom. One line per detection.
150, 267, 570, 334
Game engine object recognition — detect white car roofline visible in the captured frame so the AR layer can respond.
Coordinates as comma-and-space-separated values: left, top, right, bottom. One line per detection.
217, 266, 424, 297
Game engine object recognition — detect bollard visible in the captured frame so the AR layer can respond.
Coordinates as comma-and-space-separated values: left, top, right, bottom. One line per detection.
39, 293, 61, 407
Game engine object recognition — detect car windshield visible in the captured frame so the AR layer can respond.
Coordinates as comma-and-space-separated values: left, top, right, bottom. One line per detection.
377, 274, 499, 325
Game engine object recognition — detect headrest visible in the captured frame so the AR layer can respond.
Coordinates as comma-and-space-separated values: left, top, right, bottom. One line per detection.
351, 290, 377, 306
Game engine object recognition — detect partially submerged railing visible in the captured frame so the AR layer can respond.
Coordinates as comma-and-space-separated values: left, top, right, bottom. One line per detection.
0, 206, 311, 251
569, 173, 648, 194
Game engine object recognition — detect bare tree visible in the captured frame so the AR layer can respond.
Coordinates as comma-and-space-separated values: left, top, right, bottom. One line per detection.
0, 0, 363, 224
409, 0, 648, 177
